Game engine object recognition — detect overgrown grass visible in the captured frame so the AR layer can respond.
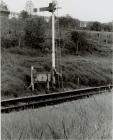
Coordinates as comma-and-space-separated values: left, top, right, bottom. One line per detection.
1, 91, 112, 140
62, 55, 112, 87
1, 48, 51, 99
7, 47, 44, 57
1, 46, 112, 99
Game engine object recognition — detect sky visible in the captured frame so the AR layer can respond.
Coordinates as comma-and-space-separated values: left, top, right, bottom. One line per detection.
2, 0, 113, 23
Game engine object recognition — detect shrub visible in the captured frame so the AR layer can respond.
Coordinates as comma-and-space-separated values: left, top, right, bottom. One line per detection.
24, 17, 47, 50
64, 31, 88, 54
1, 37, 18, 48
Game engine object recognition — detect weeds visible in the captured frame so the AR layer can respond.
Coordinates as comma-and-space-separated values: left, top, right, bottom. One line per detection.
47, 123, 61, 139
1, 92, 112, 140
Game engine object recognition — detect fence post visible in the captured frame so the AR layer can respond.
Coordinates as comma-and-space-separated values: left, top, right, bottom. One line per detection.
47, 74, 50, 93
31, 66, 34, 91
78, 77, 80, 88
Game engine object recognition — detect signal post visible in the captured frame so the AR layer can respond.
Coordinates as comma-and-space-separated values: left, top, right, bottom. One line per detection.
39, 1, 57, 86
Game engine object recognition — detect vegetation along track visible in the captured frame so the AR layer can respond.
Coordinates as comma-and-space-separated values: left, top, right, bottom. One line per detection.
1, 85, 112, 113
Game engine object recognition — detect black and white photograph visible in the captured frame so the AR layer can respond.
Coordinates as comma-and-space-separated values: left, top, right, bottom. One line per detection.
0, 0, 113, 139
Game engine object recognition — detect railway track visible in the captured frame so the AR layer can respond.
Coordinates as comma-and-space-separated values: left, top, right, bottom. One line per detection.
1, 85, 112, 113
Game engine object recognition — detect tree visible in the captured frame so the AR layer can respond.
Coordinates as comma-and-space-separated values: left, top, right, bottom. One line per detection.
19, 10, 29, 20
1, 18, 24, 48
69, 31, 88, 54
102, 24, 112, 32
24, 17, 47, 50
9, 18, 25, 47
88, 22, 102, 31
58, 16, 80, 29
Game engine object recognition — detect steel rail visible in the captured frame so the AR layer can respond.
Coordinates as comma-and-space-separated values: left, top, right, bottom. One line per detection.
1, 85, 112, 113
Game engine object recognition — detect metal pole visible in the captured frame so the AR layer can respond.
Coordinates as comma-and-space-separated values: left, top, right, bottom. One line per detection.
52, 11, 55, 70
52, 11, 56, 85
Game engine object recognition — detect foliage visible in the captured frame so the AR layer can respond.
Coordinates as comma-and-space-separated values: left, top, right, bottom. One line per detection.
64, 31, 88, 54
1, 18, 25, 48
19, 10, 29, 20
71, 31, 88, 48
86, 21, 112, 32
24, 17, 47, 50
58, 15, 80, 29
102, 23, 112, 32
87, 22, 102, 31
1, 16, 47, 49
1, 37, 18, 48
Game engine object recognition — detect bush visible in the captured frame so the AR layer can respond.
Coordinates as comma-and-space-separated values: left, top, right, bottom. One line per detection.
64, 31, 88, 54
1, 37, 18, 48
24, 17, 47, 50
58, 16, 80, 29
87, 22, 102, 31
7, 47, 42, 56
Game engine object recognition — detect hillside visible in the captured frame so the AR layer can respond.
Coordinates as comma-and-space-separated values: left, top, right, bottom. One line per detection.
1, 43, 112, 99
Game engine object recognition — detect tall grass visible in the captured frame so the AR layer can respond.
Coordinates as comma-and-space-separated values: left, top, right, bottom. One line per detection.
1, 92, 112, 140
62, 55, 112, 87
1, 48, 51, 99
